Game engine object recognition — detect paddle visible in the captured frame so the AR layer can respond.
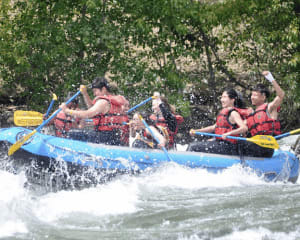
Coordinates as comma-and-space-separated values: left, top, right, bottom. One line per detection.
13, 93, 57, 126
45, 93, 57, 118
14, 111, 43, 127
8, 90, 82, 156
138, 114, 173, 161
14, 111, 94, 126
275, 128, 300, 140
192, 131, 279, 149
127, 96, 156, 114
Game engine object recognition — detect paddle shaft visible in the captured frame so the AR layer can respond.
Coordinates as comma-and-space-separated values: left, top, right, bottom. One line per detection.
139, 116, 172, 161
45, 101, 55, 117
127, 97, 154, 114
194, 131, 278, 149
275, 128, 300, 140
194, 131, 247, 141
45, 94, 57, 118
37, 91, 82, 132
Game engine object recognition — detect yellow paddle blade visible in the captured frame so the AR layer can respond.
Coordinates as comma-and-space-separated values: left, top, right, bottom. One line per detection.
248, 135, 279, 149
14, 110, 43, 126
52, 93, 58, 101
290, 128, 300, 135
8, 130, 37, 156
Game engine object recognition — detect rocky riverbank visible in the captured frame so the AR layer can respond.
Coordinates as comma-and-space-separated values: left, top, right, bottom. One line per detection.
0, 105, 25, 128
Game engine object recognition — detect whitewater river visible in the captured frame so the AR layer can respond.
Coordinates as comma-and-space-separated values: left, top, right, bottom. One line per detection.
0, 136, 300, 240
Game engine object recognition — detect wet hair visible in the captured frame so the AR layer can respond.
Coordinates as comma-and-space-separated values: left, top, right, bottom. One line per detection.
65, 92, 79, 105
91, 77, 110, 91
252, 84, 270, 98
224, 88, 246, 109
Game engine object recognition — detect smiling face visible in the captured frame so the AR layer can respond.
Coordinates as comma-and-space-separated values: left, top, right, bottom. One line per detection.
220, 91, 235, 108
251, 91, 266, 107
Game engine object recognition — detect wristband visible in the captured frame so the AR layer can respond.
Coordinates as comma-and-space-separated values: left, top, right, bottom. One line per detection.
264, 72, 274, 83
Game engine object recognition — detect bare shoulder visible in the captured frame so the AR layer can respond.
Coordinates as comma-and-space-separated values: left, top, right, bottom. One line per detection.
93, 99, 110, 113
230, 110, 242, 119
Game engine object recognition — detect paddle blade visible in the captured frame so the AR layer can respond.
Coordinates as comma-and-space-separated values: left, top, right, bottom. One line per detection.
14, 111, 43, 126
290, 129, 300, 136
249, 135, 279, 149
8, 130, 37, 156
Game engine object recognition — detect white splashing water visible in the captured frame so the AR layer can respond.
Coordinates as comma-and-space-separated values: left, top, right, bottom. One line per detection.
32, 179, 140, 223
215, 227, 300, 240
0, 137, 299, 239
0, 171, 28, 238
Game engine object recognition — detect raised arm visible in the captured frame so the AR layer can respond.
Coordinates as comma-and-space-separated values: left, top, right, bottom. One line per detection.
262, 71, 285, 114
147, 125, 167, 148
80, 85, 93, 108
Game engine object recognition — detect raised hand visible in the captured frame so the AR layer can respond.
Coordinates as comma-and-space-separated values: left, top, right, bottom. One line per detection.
262, 71, 275, 83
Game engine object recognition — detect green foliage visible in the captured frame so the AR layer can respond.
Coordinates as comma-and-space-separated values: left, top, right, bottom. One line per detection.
0, 0, 299, 128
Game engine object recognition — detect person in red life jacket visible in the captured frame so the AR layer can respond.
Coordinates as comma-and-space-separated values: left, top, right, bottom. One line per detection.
60, 77, 129, 146
118, 94, 130, 146
45, 93, 83, 138
242, 71, 285, 157
187, 88, 249, 155
130, 112, 167, 149
150, 92, 184, 149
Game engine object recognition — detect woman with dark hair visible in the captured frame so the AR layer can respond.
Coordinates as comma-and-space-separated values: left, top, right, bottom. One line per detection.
187, 88, 250, 155
130, 112, 167, 149
149, 92, 184, 149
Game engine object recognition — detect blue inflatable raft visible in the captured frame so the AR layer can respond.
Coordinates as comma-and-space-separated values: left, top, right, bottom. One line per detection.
0, 127, 299, 189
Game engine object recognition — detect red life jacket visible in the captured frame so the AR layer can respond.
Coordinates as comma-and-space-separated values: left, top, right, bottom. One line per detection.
215, 108, 247, 144
247, 103, 281, 136
113, 95, 130, 146
237, 108, 253, 120
175, 115, 184, 125
54, 111, 76, 137
92, 95, 129, 145
149, 114, 183, 149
